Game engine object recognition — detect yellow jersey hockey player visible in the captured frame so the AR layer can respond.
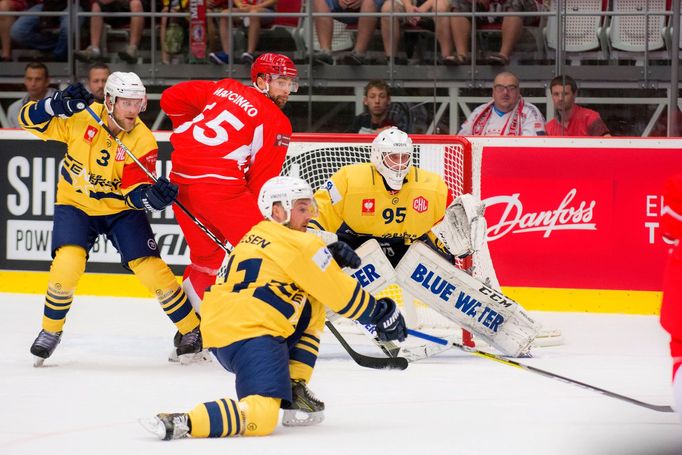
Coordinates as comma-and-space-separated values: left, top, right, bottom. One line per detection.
141, 176, 407, 440
19, 72, 202, 366
310, 126, 454, 266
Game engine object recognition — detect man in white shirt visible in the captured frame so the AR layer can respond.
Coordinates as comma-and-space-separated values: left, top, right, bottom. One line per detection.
459, 71, 546, 136
7, 62, 55, 128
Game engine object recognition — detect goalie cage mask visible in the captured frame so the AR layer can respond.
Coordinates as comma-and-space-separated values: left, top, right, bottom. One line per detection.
371, 127, 414, 191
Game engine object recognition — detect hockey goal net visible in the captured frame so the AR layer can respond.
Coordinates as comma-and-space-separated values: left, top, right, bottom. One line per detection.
282, 133, 490, 339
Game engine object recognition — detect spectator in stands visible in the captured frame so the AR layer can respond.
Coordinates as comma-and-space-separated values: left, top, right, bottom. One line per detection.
459, 71, 545, 135
75, 0, 145, 64
313, 0, 383, 65
159, 0, 187, 64
86, 62, 111, 102
379, 0, 455, 65
545, 75, 610, 137
0, 0, 29, 61
347, 80, 411, 133
449, 0, 537, 65
10, 0, 83, 62
212, 0, 277, 65
650, 106, 682, 137
6, 62, 55, 128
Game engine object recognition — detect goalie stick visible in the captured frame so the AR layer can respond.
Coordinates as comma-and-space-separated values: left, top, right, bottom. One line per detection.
404, 329, 674, 413
325, 321, 408, 370
85, 106, 229, 253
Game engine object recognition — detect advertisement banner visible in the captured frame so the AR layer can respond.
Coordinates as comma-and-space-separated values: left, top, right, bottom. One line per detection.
0, 137, 186, 274
480, 144, 681, 291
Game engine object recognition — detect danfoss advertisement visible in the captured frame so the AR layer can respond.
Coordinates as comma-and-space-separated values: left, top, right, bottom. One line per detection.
0, 132, 679, 312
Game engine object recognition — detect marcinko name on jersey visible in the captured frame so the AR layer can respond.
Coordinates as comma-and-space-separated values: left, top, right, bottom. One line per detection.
212, 88, 258, 117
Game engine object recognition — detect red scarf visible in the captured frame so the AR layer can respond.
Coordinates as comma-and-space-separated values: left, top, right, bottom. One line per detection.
471, 98, 525, 136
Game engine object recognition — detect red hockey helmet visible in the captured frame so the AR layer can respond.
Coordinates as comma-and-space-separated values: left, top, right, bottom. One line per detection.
250, 53, 298, 91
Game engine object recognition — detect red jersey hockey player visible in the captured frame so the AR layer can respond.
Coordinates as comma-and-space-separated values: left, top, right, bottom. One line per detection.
660, 173, 682, 422
160, 53, 298, 353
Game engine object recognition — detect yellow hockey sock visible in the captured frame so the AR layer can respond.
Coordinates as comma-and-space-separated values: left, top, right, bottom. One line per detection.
42, 245, 86, 333
129, 256, 200, 334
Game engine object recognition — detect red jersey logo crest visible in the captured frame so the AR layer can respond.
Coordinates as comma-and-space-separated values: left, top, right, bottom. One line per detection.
115, 146, 126, 161
413, 196, 428, 213
84, 125, 98, 144
362, 199, 375, 215
275, 134, 290, 147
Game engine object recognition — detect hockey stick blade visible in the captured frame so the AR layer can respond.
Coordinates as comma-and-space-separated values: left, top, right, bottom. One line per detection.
325, 321, 408, 370
453, 342, 674, 413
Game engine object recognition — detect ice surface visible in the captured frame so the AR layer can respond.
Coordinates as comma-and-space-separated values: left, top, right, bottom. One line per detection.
1, 293, 680, 455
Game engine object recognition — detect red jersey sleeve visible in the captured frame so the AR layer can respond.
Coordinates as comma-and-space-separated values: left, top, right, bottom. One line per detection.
121, 149, 156, 191
161, 80, 217, 129
245, 111, 292, 196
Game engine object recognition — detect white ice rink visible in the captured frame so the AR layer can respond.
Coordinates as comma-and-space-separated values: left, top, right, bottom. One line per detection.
1, 292, 680, 455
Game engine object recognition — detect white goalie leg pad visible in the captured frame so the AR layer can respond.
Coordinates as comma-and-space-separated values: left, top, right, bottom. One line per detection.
325, 239, 397, 327
396, 241, 539, 357
431, 193, 486, 257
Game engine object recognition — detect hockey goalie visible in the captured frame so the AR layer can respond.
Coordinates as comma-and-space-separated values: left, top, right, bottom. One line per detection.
308, 127, 540, 357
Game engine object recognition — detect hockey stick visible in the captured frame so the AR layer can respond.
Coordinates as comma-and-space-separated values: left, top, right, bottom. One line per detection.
84, 106, 230, 253
404, 329, 674, 413
325, 321, 408, 371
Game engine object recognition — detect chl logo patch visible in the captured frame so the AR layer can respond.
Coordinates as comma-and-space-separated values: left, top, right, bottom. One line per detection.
413, 196, 428, 213
115, 146, 126, 161
84, 125, 98, 144
361, 199, 375, 215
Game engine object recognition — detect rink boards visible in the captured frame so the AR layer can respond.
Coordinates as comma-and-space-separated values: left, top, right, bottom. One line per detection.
1, 131, 680, 314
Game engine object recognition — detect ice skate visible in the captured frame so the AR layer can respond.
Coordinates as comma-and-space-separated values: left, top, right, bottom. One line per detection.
168, 326, 211, 364
140, 413, 190, 440
30, 329, 62, 367
281, 379, 325, 427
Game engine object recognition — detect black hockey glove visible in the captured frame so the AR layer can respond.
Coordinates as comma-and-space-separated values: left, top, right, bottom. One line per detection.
48, 82, 95, 118
142, 176, 178, 211
371, 298, 407, 342
327, 241, 361, 269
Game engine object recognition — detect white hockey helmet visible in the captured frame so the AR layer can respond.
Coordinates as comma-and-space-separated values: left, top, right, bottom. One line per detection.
104, 71, 147, 112
258, 176, 315, 224
370, 127, 413, 190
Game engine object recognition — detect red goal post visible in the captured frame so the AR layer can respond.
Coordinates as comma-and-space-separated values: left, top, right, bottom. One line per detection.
282, 133, 481, 340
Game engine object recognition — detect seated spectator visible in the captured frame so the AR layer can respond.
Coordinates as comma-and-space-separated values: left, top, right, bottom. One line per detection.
10, 0, 83, 62
347, 79, 411, 133
86, 62, 111, 102
75, 0, 146, 64
449, 0, 537, 66
313, 0, 382, 65
6, 62, 55, 128
160, 0, 237, 65
650, 106, 682, 138
159, 0, 187, 64
0, 0, 29, 61
459, 71, 545, 135
213, 0, 277, 65
379, 0, 455, 65
545, 75, 610, 137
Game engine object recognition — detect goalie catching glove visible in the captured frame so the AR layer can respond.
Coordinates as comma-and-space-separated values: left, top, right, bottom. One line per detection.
431, 194, 487, 257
